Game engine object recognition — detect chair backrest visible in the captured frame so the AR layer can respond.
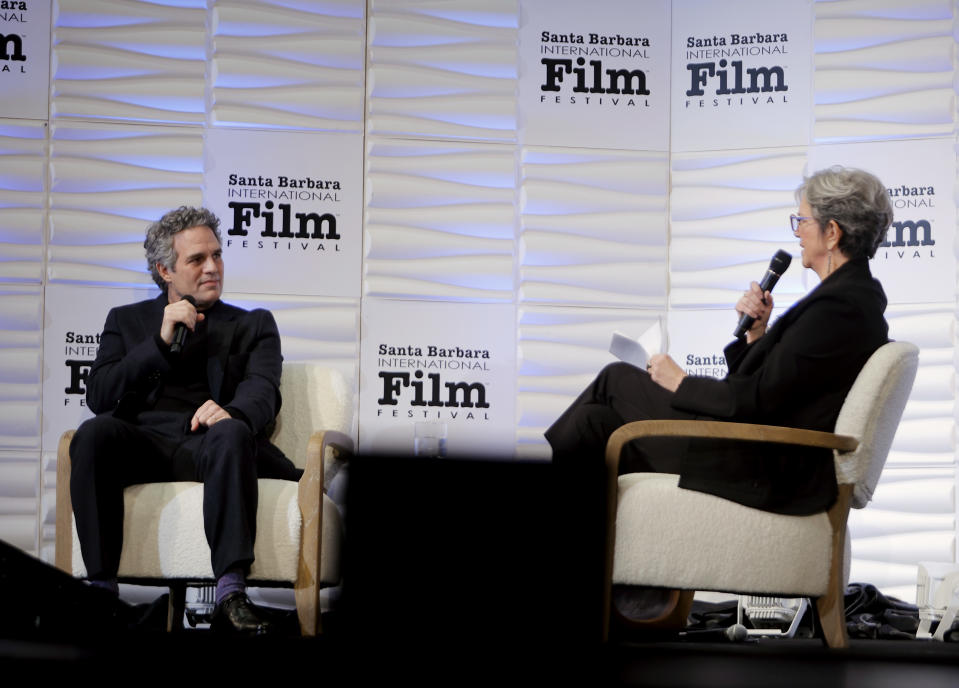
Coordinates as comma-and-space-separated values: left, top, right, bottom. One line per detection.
271, 363, 353, 469
833, 341, 919, 509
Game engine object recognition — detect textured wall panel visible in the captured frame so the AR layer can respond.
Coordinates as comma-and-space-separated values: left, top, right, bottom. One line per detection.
813, 0, 955, 142
48, 122, 203, 286
220, 292, 359, 444
847, 303, 957, 600
516, 305, 663, 458
52, 0, 207, 124
0, 453, 40, 555
0, 286, 43, 451
849, 468, 956, 601
211, 0, 366, 130
225, 292, 359, 381
0, 122, 46, 284
885, 305, 956, 466
364, 138, 517, 301
670, 149, 809, 309
367, 0, 518, 141
521, 147, 668, 307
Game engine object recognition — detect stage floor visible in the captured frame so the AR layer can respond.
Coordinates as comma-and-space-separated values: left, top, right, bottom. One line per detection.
3, 630, 958, 686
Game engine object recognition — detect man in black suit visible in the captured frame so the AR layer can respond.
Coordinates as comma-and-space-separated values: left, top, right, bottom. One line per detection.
70, 206, 298, 634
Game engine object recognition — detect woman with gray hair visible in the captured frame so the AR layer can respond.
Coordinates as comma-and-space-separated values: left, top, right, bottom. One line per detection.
546, 165, 892, 516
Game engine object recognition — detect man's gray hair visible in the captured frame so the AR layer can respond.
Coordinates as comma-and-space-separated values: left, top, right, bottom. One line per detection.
796, 166, 893, 261
144, 206, 222, 289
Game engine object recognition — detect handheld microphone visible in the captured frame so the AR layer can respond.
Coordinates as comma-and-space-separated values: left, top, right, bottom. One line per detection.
169, 295, 197, 354
680, 623, 748, 643
733, 250, 792, 338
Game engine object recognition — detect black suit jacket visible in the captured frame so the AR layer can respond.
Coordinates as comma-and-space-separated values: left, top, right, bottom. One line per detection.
86, 294, 296, 478
669, 258, 889, 514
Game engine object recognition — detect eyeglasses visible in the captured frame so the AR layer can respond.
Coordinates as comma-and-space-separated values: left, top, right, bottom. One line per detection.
789, 214, 814, 235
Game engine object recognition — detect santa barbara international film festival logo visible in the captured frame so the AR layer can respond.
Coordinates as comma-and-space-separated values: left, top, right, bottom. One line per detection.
539, 29, 653, 108
875, 182, 937, 261
1, 2, 30, 75
376, 342, 493, 422
223, 172, 343, 253
682, 351, 727, 379
683, 31, 790, 109
63, 331, 100, 407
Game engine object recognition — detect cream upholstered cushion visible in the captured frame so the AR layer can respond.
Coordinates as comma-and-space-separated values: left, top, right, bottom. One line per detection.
613, 473, 833, 596
832, 341, 919, 508
70, 479, 343, 584
68, 363, 353, 586
272, 363, 353, 486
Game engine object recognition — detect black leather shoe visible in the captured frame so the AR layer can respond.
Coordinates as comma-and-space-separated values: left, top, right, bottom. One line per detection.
211, 592, 276, 635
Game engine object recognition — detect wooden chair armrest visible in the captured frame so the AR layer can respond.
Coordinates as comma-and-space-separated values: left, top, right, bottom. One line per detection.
55, 430, 76, 574
605, 419, 858, 477
295, 429, 353, 636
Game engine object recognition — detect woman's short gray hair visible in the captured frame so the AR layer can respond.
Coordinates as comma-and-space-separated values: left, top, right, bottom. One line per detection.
144, 207, 222, 289
796, 166, 893, 260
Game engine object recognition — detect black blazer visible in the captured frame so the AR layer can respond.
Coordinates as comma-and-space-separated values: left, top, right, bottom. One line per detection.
86, 294, 296, 479
669, 258, 889, 514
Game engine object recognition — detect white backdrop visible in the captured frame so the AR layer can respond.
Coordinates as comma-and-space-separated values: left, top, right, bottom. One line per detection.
0, 0, 954, 602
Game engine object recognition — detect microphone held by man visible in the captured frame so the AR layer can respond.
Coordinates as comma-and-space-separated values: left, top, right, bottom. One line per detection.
168, 294, 198, 354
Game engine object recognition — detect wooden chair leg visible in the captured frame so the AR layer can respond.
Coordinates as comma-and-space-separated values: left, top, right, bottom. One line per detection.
167, 582, 186, 632
295, 435, 326, 637
816, 594, 847, 649
817, 484, 852, 649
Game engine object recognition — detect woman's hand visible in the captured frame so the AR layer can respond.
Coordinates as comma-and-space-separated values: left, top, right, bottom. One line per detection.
735, 281, 773, 344
647, 354, 686, 393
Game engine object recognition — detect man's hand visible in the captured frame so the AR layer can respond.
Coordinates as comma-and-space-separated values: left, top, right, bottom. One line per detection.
735, 281, 773, 344
647, 353, 686, 393
160, 298, 205, 346
191, 399, 232, 432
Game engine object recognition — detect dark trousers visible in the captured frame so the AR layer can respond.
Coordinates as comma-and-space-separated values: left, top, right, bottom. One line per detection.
545, 362, 696, 475
69, 412, 259, 580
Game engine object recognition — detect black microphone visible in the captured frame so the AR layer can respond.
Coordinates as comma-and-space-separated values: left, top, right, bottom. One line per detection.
169, 295, 197, 354
680, 623, 749, 643
733, 250, 792, 338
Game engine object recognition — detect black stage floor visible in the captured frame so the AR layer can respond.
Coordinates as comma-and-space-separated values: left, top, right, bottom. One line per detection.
3, 631, 959, 686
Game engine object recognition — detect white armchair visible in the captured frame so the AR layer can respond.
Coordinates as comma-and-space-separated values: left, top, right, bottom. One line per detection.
55, 362, 354, 636
603, 341, 919, 648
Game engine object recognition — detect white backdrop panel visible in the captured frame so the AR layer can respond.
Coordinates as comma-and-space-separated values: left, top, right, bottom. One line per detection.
516, 305, 663, 458
359, 299, 517, 457
670, 149, 808, 308
210, 0, 366, 131
48, 122, 204, 287
519, 0, 670, 151
0, 285, 42, 451
671, 0, 813, 152
813, 0, 955, 142
0, 453, 40, 555
367, 0, 519, 141
365, 138, 517, 301
51, 0, 207, 124
520, 147, 668, 306
0, 0, 52, 120
224, 292, 359, 382
885, 304, 956, 466
205, 128, 363, 297
808, 138, 956, 305
0, 121, 46, 283
41, 284, 159, 452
